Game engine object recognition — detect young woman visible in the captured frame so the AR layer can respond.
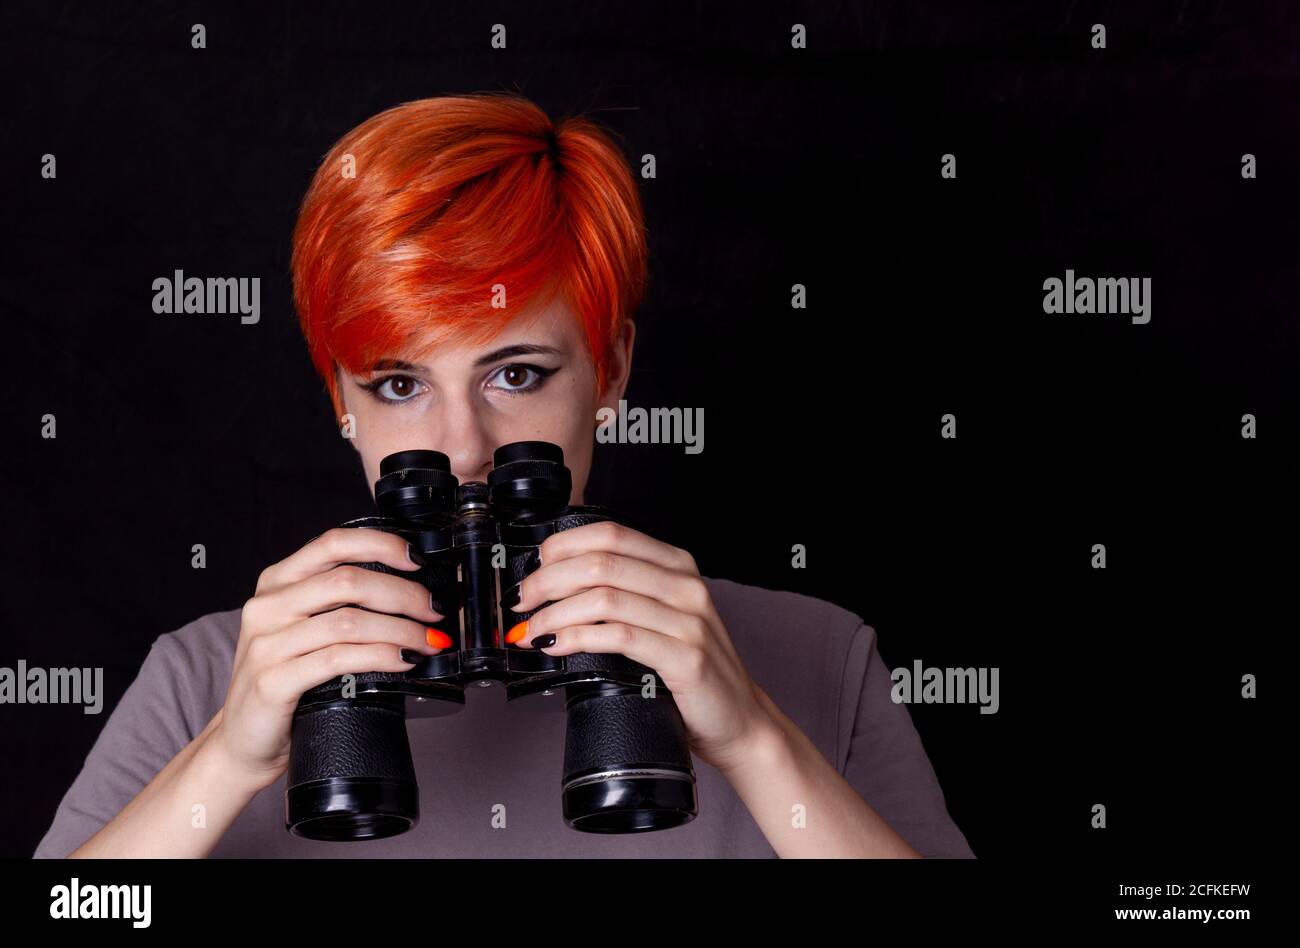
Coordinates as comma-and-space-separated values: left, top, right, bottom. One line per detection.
34, 92, 973, 859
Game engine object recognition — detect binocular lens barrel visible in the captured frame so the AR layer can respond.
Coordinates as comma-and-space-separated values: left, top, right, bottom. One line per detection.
561, 684, 698, 832
286, 695, 419, 841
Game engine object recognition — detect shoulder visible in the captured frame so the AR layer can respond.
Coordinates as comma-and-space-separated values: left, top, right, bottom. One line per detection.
151, 606, 242, 673
701, 574, 870, 711
140, 606, 242, 734
702, 574, 866, 645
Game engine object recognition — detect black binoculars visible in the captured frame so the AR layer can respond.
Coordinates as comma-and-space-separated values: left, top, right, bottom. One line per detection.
285, 441, 698, 841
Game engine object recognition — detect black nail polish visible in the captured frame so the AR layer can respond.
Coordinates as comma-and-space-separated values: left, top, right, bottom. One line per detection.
530, 633, 557, 650
501, 584, 521, 610
407, 544, 427, 567
429, 593, 444, 615
400, 648, 424, 665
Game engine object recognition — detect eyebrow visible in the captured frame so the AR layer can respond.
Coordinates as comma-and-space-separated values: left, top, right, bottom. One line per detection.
367, 344, 564, 374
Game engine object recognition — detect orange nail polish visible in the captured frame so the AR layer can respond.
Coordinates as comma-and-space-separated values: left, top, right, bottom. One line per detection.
426, 627, 452, 649
505, 620, 529, 645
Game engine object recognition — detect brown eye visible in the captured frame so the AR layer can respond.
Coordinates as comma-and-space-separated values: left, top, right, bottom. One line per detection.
367, 375, 423, 403
486, 363, 556, 394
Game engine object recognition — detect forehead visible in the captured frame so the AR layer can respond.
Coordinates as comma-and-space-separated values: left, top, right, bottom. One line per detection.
396, 294, 583, 368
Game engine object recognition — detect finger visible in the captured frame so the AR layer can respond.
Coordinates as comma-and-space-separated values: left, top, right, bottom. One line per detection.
258, 643, 420, 704
259, 608, 448, 664
516, 587, 703, 647
514, 551, 706, 616
536, 521, 695, 575
254, 564, 443, 631
257, 527, 423, 595
526, 622, 691, 680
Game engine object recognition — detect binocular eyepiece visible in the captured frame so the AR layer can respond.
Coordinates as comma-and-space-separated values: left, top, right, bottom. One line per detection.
285, 441, 698, 841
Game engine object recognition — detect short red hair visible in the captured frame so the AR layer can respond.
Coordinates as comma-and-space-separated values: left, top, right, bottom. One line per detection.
291, 92, 649, 419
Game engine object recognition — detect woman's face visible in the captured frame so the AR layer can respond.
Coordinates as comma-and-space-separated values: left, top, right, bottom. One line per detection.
336, 296, 634, 505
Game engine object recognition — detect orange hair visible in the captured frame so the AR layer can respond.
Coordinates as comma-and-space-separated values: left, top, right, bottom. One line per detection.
290, 92, 649, 420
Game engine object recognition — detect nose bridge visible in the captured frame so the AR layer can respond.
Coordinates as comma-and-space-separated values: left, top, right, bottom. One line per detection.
436, 388, 493, 481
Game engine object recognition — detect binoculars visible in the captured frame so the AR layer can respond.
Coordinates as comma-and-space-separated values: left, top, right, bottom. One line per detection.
285, 441, 698, 841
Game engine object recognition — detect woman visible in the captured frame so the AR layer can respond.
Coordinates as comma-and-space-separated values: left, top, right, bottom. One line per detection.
34, 93, 973, 859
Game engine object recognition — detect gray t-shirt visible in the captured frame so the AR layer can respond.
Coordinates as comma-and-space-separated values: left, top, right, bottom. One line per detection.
33, 576, 975, 858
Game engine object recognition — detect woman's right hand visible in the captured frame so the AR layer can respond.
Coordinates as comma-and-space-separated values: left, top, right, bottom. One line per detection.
209, 527, 447, 790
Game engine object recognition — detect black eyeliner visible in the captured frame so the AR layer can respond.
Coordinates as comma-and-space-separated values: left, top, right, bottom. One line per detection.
357, 374, 424, 405
492, 362, 560, 395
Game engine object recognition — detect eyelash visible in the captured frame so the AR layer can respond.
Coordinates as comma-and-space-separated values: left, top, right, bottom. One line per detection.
490, 363, 560, 396
358, 363, 560, 405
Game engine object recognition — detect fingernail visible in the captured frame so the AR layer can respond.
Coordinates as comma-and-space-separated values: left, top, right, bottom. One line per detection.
407, 544, 427, 567
426, 627, 452, 649
501, 584, 521, 610
429, 592, 444, 616
505, 620, 529, 645
529, 633, 557, 650
400, 648, 423, 664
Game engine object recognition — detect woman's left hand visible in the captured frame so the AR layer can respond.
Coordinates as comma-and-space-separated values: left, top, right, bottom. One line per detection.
506, 520, 775, 772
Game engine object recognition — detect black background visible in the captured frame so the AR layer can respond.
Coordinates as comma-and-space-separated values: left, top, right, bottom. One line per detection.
1, 0, 1294, 863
